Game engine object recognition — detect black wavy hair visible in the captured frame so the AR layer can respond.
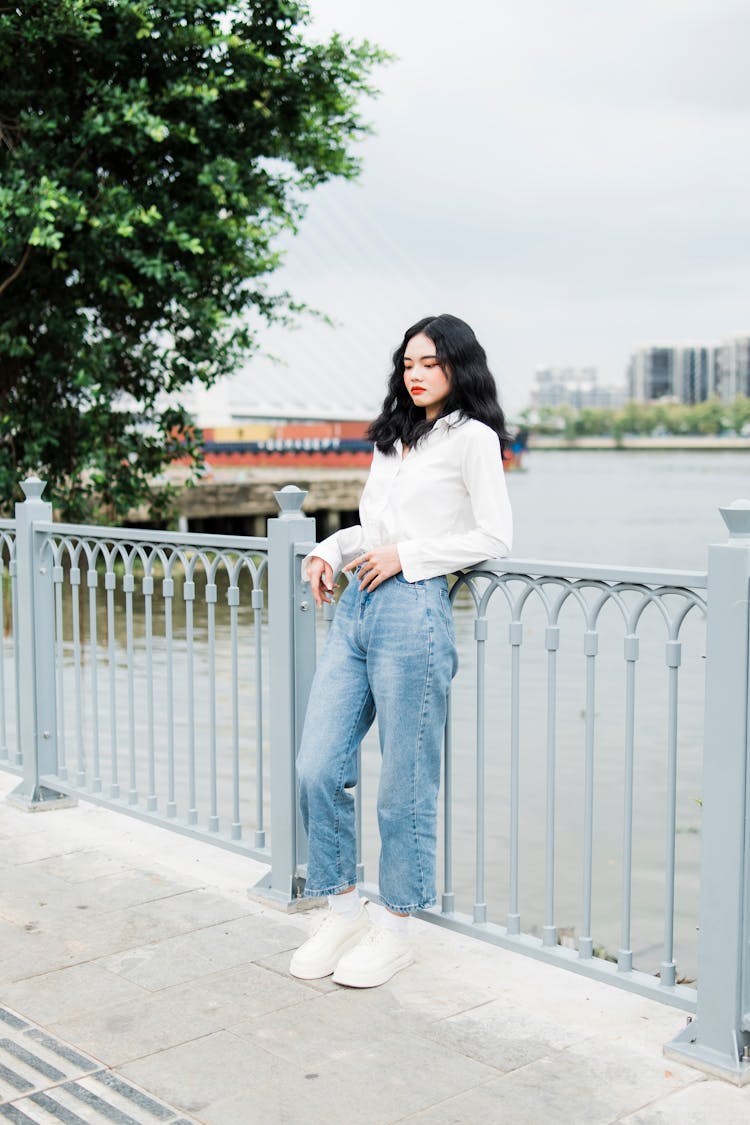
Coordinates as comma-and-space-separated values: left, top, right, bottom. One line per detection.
367, 314, 508, 454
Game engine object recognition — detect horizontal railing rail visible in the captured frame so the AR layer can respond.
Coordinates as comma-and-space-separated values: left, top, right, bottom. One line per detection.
35, 520, 269, 553
475, 556, 708, 588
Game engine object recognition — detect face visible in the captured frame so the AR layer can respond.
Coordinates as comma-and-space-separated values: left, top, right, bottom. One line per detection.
403, 333, 451, 421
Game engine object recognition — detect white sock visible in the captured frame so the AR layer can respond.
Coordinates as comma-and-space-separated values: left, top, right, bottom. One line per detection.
377, 908, 409, 937
328, 888, 361, 919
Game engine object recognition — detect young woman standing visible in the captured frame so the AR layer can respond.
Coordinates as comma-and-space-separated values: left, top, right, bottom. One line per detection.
289, 314, 513, 988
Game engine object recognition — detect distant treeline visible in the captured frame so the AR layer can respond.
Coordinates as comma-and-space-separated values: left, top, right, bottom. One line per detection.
523, 396, 750, 439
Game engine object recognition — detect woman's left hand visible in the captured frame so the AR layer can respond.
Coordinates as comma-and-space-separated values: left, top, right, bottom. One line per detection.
345, 544, 402, 592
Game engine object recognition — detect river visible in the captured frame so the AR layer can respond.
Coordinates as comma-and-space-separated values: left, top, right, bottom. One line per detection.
507, 448, 748, 570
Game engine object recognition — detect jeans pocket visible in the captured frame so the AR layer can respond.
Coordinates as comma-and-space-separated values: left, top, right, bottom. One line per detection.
395, 572, 424, 587
437, 587, 455, 636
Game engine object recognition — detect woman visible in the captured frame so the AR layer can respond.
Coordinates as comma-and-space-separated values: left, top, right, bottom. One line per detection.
290, 314, 513, 988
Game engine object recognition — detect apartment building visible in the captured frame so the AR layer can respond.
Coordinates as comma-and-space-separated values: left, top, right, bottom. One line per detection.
715, 335, 750, 399
531, 366, 626, 409
627, 344, 718, 403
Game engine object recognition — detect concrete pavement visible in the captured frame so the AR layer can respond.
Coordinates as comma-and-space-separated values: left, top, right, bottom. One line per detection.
0, 768, 748, 1124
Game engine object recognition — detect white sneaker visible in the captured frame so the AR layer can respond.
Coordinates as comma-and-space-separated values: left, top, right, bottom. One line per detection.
289, 902, 370, 980
332, 926, 414, 988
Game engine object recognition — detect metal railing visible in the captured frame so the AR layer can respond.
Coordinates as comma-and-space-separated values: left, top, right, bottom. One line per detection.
4, 477, 750, 1083
419, 563, 705, 999
42, 522, 268, 846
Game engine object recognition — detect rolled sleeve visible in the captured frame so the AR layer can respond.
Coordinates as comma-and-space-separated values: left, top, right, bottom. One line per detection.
301, 524, 367, 582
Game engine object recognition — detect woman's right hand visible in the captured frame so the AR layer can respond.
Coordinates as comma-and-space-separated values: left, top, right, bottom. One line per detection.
307, 556, 336, 607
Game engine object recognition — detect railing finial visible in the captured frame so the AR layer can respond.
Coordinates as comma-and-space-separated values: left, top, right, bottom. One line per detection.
719, 498, 750, 540
20, 476, 47, 502
273, 484, 308, 520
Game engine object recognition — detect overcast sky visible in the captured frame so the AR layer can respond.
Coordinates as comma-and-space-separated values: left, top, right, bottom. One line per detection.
205, 0, 750, 421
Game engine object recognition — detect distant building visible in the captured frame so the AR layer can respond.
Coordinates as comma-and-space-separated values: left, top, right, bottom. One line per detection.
626, 344, 719, 404
715, 334, 750, 400
531, 367, 626, 410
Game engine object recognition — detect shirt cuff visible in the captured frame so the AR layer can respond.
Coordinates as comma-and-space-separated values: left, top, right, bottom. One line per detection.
301, 540, 343, 583
396, 540, 425, 583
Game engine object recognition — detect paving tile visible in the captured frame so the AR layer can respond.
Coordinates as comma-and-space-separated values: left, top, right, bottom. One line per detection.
482, 944, 691, 1046
1, 963, 150, 1028
384, 934, 521, 1021
120, 1031, 286, 1116
200, 1032, 498, 1125
0, 919, 21, 948
20, 848, 136, 884
98, 933, 223, 993
413, 997, 571, 1072
0, 1006, 197, 1122
0, 832, 86, 866
163, 962, 316, 1026
28, 869, 186, 918
404, 1036, 699, 1125
47, 993, 225, 1068
0, 931, 95, 986
0, 865, 75, 926
6, 1078, 196, 1124
100, 913, 304, 991
179, 912, 305, 963
229, 986, 430, 1068
401, 1076, 544, 1124
252, 945, 341, 993
0, 1011, 99, 1103
124, 888, 253, 931
11, 902, 197, 963
16, 888, 249, 963
47, 962, 313, 1067
620, 1077, 750, 1123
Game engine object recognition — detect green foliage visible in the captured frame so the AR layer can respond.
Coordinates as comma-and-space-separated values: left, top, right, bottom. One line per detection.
0, 0, 386, 519
527, 397, 750, 441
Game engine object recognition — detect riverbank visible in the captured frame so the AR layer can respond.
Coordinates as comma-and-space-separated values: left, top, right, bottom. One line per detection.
529, 435, 750, 451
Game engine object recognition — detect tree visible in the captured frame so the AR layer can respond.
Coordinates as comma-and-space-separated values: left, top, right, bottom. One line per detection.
0, 1, 385, 519
728, 395, 750, 435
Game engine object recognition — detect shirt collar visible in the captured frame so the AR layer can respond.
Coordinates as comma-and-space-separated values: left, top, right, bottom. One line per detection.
393, 412, 463, 456
432, 410, 463, 431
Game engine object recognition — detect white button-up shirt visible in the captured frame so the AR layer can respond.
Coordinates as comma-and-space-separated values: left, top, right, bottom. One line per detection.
303, 412, 513, 583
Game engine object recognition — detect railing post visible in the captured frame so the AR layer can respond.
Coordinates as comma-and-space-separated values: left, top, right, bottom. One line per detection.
665, 498, 750, 1082
252, 486, 316, 908
8, 476, 71, 810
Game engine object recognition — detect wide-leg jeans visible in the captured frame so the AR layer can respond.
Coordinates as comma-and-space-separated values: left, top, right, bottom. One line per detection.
297, 572, 458, 913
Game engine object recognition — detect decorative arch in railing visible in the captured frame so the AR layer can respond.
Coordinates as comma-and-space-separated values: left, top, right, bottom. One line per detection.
38, 528, 269, 849
445, 565, 706, 991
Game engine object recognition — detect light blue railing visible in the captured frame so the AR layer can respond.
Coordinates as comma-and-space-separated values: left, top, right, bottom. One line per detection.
408, 563, 705, 1001
3, 477, 750, 1083
4, 486, 271, 859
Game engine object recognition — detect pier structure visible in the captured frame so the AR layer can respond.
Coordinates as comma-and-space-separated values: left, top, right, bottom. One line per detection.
171, 466, 367, 539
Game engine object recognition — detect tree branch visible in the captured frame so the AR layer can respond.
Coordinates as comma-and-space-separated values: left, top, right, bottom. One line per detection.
0, 244, 31, 297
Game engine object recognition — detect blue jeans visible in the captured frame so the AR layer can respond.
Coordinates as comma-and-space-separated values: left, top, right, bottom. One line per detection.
297, 573, 458, 913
